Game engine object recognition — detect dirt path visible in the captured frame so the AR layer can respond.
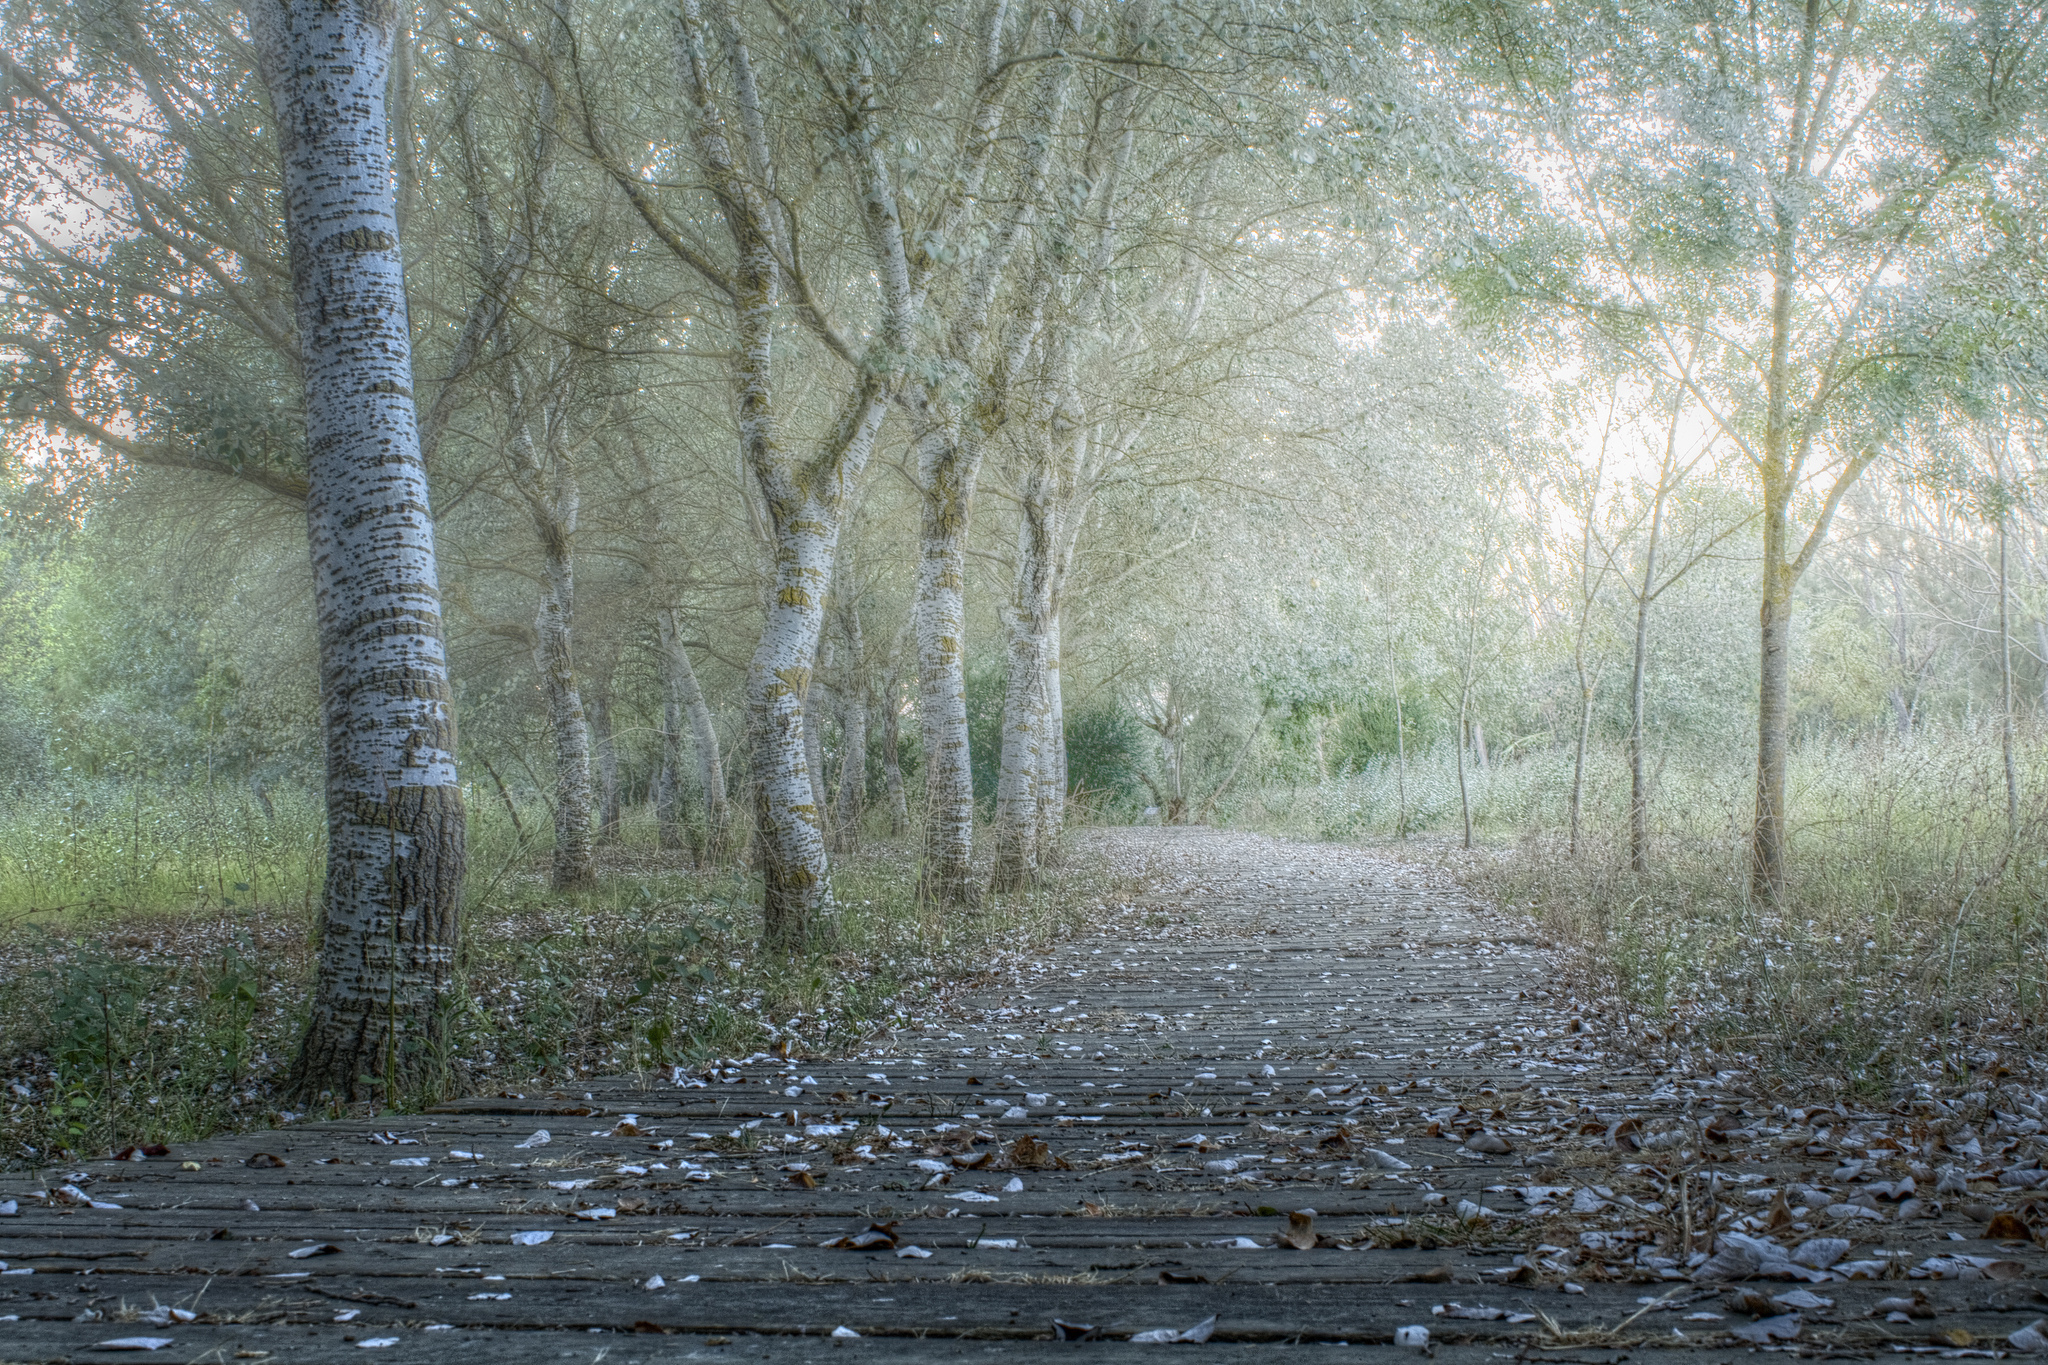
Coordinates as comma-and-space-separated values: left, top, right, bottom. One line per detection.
3, 827, 2044, 1362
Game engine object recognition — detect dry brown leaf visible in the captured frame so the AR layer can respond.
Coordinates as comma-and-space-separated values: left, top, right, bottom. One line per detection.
1280, 1210, 1317, 1250
1985, 1212, 2033, 1241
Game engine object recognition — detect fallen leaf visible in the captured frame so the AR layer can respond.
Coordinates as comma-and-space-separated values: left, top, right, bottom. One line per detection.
1280, 1210, 1318, 1251
92, 1339, 175, 1352
1985, 1212, 2034, 1241
243, 1153, 285, 1169
788, 1171, 818, 1189
287, 1244, 340, 1259
1130, 1315, 1216, 1344
1052, 1321, 1099, 1341
1727, 1313, 1801, 1344
2009, 1320, 2048, 1353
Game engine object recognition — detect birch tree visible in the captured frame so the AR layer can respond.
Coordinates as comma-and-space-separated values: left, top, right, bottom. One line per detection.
1478, 0, 2048, 897
245, 0, 465, 1097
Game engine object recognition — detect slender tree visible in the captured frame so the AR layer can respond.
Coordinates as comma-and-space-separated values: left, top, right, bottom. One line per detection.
246, 0, 465, 1098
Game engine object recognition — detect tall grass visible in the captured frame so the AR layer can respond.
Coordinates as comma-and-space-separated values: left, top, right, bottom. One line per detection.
0, 779, 325, 923
1244, 723, 2048, 1096
0, 781, 1116, 1167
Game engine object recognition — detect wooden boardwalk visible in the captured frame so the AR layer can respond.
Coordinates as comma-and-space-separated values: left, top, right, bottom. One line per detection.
4, 828, 2045, 1362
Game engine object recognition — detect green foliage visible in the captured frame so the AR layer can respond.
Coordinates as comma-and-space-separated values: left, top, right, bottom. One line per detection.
1063, 704, 1147, 813
0, 779, 324, 920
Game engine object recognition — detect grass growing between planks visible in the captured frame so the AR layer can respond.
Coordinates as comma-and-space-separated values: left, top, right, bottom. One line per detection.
1255, 724, 2048, 1098
0, 791, 1122, 1169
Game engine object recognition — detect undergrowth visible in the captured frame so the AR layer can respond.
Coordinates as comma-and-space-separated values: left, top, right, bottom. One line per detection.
0, 796, 1117, 1169
1252, 723, 2048, 1097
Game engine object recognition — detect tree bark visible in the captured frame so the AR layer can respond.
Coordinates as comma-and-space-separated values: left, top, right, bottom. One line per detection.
249, 0, 465, 1103
805, 639, 832, 851
1753, 535, 1795, 898
1628, 482, 1665, 876
1455, 699, 1473, 851
1036, 608, 1067, 864
880, 657, 910, 837
2001, 512, 2019, 841
1391, 664, 1408, 838
654, 611, 709, 863
912, 429, 983, 909
1569, 676, 1592, 859
589, 682, 620, 845
531, 535, 595, 890
834, 599, 867, 855
506, 385, 595, 893
991, 460, 1058, 891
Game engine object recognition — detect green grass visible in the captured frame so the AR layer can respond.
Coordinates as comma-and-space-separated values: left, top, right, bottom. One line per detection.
1246, 723, 2048, 1097
0, 787, 1118, 1169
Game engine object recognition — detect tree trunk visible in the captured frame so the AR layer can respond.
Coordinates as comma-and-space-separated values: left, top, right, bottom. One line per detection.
1629, 460, 1669, 876
2036, 618, 2048, 713
1036, 610, 1067, 864
1473, 720, 1489, 774
833, 601, 867, 855
1627, 590, 1653, 876
992, 464, 1057, 892
522, 443, 595, 892
1753, 545, 1795, 900
805, 643, 832, 853
1391, 669, 1408, 838
250, 0, 465, 1104
589, 680, 620, 845
912, 424, 983, 910
748, 474, 867, 948
880, 665, 909, 837
657, 609, 727, 863
654, 613, 701, 862
1569, 675, 1592, 858
2001, 513, 2019, 841
1455, 698, 1473, 850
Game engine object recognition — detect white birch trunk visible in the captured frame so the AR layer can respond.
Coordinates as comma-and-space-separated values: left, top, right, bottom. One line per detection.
991, 460, 1058, 890
657, 608, 726, 863
805, 641, 832, 845
532, 510, 595, 889
248, 0, 464, 1102
912, 430, 982, 909
589, 683, 620, 844
834, 600, 867, 854
656, 665, 700, 860
673, 0, 893, 947
1036, 606, 1067, 862
504, 378, 595, 892
880, 651, 910, 837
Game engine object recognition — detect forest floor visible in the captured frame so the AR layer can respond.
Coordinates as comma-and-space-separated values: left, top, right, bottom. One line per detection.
4, 826, 2048, 1362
